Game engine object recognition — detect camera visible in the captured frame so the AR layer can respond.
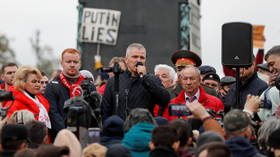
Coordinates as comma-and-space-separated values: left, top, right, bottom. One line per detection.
0, 91, 14, 102
64, 79, 102, 128
64, 96, 92, 128
100, 63, 122, 75
0, 91, 14, 119
80, 79, 101, 111
168, 103, 192, 117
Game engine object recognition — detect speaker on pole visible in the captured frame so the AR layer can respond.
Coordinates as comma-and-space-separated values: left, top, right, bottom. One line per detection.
222, 22, 253, 67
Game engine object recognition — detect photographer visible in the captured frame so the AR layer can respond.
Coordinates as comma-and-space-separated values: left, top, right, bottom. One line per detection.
258, 45, 280, 121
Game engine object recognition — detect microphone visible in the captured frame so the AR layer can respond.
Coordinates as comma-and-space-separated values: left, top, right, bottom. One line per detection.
135, 62, 144, 78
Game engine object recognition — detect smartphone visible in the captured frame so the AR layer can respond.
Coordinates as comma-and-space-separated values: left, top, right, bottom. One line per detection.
168, 103, 192, 116
88, 128, 100, 143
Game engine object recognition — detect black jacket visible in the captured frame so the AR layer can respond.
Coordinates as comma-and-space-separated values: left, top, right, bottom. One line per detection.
44, 76, 70, 136
101, 71, 170, 121
150, 147, 177, 157
226, 137, 265, 157
223, 73, 268, 112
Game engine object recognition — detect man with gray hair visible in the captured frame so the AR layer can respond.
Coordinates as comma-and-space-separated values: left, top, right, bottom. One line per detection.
154, 64, 177, 116
101, 43, 170, 121
224, 109, 265, 157
154, 64, 177, 98
167, 65, 224, 120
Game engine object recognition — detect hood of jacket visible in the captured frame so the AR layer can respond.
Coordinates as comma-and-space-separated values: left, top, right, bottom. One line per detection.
225, 136, 258, 157
122, 122, 155, 153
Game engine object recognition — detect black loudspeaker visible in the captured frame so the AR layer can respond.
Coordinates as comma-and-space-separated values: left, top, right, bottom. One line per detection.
222, 22, 253, 67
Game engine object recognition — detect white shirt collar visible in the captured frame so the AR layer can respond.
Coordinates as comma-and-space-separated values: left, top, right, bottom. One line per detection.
184, 88, 200, 103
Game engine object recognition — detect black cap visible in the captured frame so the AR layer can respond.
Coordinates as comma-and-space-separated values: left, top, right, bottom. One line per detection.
220, 76, 236, 86
202, 72, 220, 83
199, 65, 216, 75
171, 50, 202, 67
1, 124, 29, 142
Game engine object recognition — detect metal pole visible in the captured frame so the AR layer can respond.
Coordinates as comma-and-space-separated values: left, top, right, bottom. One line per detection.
235, 67, 241, 109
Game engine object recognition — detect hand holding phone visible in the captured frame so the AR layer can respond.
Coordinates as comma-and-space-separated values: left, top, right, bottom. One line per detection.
186, 102, 210, 120
168, 103, 192, 117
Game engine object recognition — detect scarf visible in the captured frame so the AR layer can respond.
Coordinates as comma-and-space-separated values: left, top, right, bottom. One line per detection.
23, 91, 51, 129
60, 73, 84, 98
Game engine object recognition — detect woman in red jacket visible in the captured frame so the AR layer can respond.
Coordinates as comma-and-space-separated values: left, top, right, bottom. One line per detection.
5, 65, 51, 128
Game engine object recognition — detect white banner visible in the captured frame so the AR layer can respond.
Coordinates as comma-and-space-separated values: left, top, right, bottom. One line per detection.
79, 8, 121, 45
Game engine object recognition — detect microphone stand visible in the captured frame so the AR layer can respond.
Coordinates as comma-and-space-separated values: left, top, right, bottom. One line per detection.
234, 67, 241, 109
113, 63, 121, 114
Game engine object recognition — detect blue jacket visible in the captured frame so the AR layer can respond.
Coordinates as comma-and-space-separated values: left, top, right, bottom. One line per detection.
122, 122, 156, 157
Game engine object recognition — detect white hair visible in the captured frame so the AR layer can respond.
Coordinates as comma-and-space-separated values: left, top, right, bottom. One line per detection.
154, 64, 177, 81
178, 65, 201, 79
125, 43, 146, 57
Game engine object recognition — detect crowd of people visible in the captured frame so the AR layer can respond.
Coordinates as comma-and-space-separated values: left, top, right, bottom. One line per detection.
0, 43, 280, 157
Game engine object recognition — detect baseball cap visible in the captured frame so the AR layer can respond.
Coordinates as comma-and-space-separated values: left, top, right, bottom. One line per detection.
257, 63, 270, 72
223, 109, 250, 132
202, 72, 220, 83
220, 76, 236, 86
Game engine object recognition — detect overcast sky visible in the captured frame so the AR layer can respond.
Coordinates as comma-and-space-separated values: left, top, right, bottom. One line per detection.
1, 0, 280, 76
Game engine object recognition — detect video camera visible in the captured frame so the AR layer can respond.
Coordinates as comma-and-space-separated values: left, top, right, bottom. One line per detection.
100, 63, 122, 75
80, 79, 101, 111
64, 96, 92, 128
64, 79, 102, 129
0, 91, 14, 119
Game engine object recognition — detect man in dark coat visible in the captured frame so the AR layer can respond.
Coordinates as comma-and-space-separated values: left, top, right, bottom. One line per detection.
101, 43, 170, 121
223, 56, 268, 112
45, 48, 96, 138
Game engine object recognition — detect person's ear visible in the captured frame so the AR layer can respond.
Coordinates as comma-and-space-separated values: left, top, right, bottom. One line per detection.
124, 56, 129, 65
187, 137, 193, 145
18, 142, 27, 150
149, 141, 155, 150
43, 135, 49, 144
172, 141, 180, 151
244, 126, 252, 138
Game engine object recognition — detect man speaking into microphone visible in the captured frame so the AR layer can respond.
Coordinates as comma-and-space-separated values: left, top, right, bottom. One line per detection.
101, 43, 170, 121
